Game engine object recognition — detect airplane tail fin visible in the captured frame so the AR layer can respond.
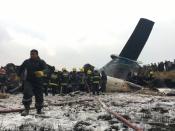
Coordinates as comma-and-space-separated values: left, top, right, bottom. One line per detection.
119, 18, 154, 61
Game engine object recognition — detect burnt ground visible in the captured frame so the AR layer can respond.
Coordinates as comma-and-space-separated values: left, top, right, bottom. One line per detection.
0, 92, 175, 131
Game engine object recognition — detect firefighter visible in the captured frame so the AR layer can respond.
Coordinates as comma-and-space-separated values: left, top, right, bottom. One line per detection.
92, 69, 101, 95
147, 71, 155, 88
0, 68, 7, 93
6, 73, 21, 94
57, 70, 62, 93
43, 66, 55, 96
100, 70, 107, 92
69, 68, 79, 92
77, 68, 86, 92
86, 70, 93, 93
43, 74, 49, 96
60, 68, 69, 94
5, 63, 16, 76
18, 49, 48, 116
49, 71, 59, 96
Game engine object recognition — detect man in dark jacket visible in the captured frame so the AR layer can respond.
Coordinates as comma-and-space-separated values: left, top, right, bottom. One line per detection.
18, 49, 48, 116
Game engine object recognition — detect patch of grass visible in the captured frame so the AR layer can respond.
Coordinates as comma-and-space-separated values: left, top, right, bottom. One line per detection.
154, 71, 175, 79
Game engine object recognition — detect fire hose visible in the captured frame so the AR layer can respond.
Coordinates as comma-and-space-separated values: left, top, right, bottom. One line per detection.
95, 97, 143, 131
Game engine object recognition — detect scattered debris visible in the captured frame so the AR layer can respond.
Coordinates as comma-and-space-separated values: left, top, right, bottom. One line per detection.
158, 88, 175, 96
95, 97, 143, 131
0, 93, 9, 99
0, 92, 175, 130
0, 98, 94, 114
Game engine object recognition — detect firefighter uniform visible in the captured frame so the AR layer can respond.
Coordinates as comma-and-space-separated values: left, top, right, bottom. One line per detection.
78, 68, 86, 92
0, 70, 7, 93
43, 73, 50, 96
86, 70, 93, 93
69, 68, 79, 92
60, 68, 69, 94
18, 58, 48, 115
43, 66, 55, 96
92, 70, 101, 95
100, 71, 107, 92
49, 71, 59, 96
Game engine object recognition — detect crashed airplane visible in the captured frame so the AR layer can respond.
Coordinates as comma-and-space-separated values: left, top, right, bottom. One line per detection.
101, 18, 155, 79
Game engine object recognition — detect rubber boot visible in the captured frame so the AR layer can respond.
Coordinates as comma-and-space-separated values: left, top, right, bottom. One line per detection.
21, 109, 29, 116
37, 109, 45, 114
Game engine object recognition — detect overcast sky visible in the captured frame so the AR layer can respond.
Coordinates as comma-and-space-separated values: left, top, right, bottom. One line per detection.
0, 0, 174, 69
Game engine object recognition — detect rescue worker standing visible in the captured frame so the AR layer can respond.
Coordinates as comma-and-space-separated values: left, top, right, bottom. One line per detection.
92, 69, 101, 95
60, 68, 69, 94
100, 70, 107, 92
78, 68, 86, 92
69, 68, 79, 92
86, 70, 93, 93
0, 67, 7, 93
18, 49, 48, 116
49, 70, 59, 96
43, 66, 55, 96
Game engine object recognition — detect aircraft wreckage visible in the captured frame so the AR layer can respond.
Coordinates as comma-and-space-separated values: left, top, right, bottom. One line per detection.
102, 18, 155, 79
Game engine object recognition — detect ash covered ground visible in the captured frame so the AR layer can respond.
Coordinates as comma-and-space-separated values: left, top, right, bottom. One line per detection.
0, 92, 175, 131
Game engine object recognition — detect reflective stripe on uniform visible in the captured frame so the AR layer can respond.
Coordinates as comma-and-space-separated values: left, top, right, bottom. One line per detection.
43, 83, 48, 86
93, 81, 100, 84
49, 83, 58, 86
93, 76, 100, 78
51, 74, 58, 79
61, 83, 68, 86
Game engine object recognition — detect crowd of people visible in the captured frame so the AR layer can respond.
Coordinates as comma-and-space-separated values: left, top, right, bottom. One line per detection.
1, 59, 174, 95
127, 60, 175, 87
0, 63, 107, 96
0, 49, 174, 116
0, 49, 108, 116
142, 60, 175, 72
43, 65, 107, 96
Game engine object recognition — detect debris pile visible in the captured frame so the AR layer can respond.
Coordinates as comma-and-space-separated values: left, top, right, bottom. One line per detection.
0, 92, 175, 130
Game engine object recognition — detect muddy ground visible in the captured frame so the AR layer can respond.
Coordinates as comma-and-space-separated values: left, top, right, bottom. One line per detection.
0, 91, 175, 131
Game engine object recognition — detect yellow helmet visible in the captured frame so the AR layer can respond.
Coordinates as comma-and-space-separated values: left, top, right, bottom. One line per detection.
34, 71, 44, 78
87, 70, 92, 74
79, 68, 84, 72
72, 68, 76, 72
62, 68, 66, 71
150, 71, 154, 75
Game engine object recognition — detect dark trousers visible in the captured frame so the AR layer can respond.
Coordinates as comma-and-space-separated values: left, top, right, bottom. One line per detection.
79, 84, 85, 92
43, 83, 48, 96
101, 81, 107, 92
22, 81, 43, 110
71, 83, 78, 92
60, 85, 68, 94
50, 85, 58, 96
86, 82, 92, 93
92, 83, 99, 95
